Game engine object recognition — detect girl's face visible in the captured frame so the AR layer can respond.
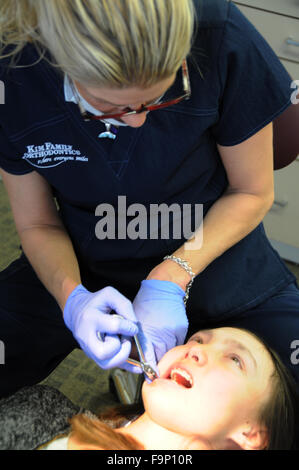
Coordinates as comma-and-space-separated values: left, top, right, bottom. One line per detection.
142, 327, 274, 444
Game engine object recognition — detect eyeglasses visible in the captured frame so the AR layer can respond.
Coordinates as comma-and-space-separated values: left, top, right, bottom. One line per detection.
71, 58, 191, 122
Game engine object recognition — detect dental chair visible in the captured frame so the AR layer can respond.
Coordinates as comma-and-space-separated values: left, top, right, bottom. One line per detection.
273, 98, 299, 170
110, 98, 299, 405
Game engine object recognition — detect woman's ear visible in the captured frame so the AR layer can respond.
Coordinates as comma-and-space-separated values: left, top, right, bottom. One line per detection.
227, 423, 269, 450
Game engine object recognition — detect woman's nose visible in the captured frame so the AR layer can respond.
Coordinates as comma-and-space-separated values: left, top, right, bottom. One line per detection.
121, 105, 148, 127
186, 344, 208, 366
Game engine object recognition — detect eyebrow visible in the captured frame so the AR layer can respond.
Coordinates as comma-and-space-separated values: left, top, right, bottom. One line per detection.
223, 338, 257, 372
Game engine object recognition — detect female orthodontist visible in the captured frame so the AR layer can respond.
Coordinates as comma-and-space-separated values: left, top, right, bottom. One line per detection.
0, 0, 298, 398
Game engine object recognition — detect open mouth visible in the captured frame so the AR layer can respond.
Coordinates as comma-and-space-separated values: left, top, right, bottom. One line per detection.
168, 367, 193, 389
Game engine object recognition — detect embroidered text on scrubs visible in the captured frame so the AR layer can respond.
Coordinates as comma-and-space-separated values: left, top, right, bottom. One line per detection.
95, 196, 203, 250
22, 142, 88, 168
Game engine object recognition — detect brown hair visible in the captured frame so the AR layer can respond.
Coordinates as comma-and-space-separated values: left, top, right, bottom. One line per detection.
257, 346, 299, 450
69, 404, 144, 450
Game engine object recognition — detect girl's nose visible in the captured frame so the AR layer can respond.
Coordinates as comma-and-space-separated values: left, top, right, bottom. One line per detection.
186, 344, 208, 366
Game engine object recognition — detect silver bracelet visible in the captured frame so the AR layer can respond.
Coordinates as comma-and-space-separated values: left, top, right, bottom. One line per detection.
163, 255, 195, 306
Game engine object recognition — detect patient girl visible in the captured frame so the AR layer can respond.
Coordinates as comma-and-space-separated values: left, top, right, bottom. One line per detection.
67, 327, 298, 450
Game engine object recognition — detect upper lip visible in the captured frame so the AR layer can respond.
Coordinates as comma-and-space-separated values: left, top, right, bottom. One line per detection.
162, 362, 194, 387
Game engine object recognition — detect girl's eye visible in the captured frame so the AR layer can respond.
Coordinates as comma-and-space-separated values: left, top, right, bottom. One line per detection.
230, 355, 243, 369
192, 335, 203, 344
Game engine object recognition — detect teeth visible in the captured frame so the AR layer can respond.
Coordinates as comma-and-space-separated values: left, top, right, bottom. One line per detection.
170, 368, 193, 388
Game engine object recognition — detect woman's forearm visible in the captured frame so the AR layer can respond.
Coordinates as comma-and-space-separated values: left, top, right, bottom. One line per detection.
19, 225, 82, 312
147, 189, 274, 288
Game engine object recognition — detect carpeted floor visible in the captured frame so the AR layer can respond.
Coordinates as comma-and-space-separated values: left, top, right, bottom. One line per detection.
0, 179, 299, 414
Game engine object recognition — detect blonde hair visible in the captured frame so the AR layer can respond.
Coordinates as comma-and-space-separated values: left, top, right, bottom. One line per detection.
0, 0, 196, 88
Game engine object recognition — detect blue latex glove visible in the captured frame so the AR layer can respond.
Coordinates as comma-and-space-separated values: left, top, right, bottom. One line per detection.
132, 279, 188, 370
63, 284, 142, 373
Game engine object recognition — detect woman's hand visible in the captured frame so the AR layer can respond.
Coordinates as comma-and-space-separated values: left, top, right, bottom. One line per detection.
132, 279, 188, 369
63, 284, 142, 373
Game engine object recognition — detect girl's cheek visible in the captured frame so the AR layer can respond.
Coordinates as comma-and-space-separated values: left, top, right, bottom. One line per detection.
158, 344, 186, 372
158, 345, 187, 374
157, 352, 175, 373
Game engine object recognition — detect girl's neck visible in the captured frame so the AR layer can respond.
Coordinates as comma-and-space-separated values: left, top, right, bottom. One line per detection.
116, 412, 212, 450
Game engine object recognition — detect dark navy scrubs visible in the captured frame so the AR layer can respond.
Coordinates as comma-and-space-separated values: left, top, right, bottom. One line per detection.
0, 0, 298, 395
